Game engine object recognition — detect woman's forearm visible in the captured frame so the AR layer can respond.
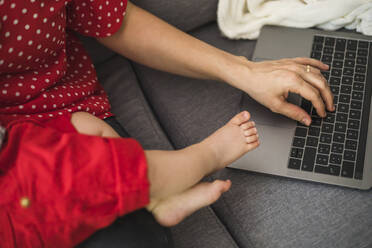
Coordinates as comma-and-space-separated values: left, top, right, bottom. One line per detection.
97, 2, 246, 85
97, 1, 334, 125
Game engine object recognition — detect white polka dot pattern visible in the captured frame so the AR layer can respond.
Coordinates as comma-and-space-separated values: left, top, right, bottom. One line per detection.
0, 0, 127, 125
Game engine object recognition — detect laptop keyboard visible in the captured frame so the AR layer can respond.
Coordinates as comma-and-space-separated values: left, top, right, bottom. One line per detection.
288, 35, 371, 180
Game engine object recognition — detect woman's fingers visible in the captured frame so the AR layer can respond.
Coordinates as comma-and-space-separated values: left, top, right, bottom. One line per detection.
289, 75, 327, 118
274, 100, 312, 126
284, 61, 335, 112
292, 57, 329, 70
298, 65, 334, 112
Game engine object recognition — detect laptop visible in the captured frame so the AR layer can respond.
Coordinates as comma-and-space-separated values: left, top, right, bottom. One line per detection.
229, 25, 372, 190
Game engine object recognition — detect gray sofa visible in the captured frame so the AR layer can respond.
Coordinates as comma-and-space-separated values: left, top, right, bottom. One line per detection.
80, 1, 372, 247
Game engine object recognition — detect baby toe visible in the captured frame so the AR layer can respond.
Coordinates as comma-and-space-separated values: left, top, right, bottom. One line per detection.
243, 127, 257, 137
240, 121, 255, 131
246, 134, 259, 144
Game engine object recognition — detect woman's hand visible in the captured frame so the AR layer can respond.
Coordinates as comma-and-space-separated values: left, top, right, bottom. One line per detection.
227, 56, 335, 126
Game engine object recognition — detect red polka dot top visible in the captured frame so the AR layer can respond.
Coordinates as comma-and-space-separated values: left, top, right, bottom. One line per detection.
0, 0, 128, 125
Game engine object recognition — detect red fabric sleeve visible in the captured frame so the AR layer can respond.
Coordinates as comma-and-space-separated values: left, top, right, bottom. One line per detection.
66, 0, 128, 37
0, 118, 149, 248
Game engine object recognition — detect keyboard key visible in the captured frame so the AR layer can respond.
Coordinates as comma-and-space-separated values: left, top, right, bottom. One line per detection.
295, 127, 308, 137
358, 41, 369, 49
346, 51, 356, 59
329, 77, 340, 85
324, 47, 334, 54
334, 122, 347, 132
332, 60, 343, 68
331, 86, 339, 94
320, 133, 332, 143
323, 113, 336, 123
322, 55, 333, 63
347, 40, 357, 50
345, 139, 357, 150
353, 83, 364, 91
341, 161, 355, 178
314, 36, 324, 43
312, 117, 322, 126
344, 150, 356, 161
348, 119, 360, 129
352, 91, 363, 101
306, 137, 319, 147
322, 123, 334, 133
335, 39, 346, 51
318, 143, 331, 154
325, 37, 335, 46
311, 51, 321, 60
347, 129, 359, 140
356, 57, 367, 65
344, 59, 355, 68
350, 100, 362, 110
354, 74, 365, 82
293, 137, 306, 148
341, 85, 352, 94
308, 127, 320, 137
349, 109, 361, 119
341, 76, 353, 85
339, 94, 351, 103
334, 52, 344, 60
330, 153, 342, 165
355, 65, 366, 74
331, 69, 342, 77
316, 164, 341, 176
336, 113, 348, 122
337, 103, 349, 113
340, 85, 352, 94
331, 143, 344, 153
302, 147, 316, 172
313, 43, 323, 51
357, 49, 368, 57
316, 154, 329, 165
343, 68, 354, 76
288, 158, 302, 170
333, 132, 345, 143
291, 147, 304, 158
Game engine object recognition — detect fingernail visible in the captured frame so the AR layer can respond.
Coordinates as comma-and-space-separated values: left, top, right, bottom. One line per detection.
302, 117, 311, 126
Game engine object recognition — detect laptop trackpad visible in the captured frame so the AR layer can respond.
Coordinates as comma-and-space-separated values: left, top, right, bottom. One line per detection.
240, 92, 300, 128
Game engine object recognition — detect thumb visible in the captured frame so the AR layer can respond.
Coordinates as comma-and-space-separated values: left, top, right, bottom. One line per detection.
276, 101, 312, 126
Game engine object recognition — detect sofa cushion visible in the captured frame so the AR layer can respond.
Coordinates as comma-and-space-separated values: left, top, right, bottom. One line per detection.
96, 55, 172, 150
134, 0, 218, 32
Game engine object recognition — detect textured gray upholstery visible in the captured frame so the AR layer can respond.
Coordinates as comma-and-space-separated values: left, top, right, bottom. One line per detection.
133, 0, 218, 32
96, 55, 172, 150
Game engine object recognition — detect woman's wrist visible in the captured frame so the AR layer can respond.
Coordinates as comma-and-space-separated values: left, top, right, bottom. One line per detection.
217, 53, 255, 93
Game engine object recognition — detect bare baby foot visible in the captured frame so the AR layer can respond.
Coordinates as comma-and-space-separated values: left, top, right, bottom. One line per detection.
148, 179, 231, 227
201, 111, 259, 171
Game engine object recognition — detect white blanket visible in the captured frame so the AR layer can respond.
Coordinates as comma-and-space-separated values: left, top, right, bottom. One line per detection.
217, 0, 372, 40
